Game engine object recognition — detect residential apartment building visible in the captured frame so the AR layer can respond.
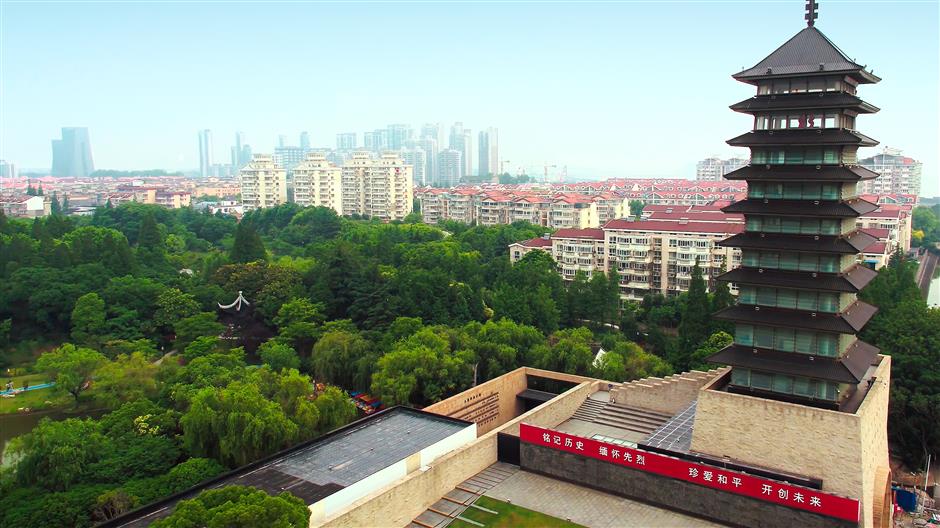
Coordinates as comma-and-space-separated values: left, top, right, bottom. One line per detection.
341, 152, 414, 221
549, 228, 606, 280
478, 128, 499, 179
292, 152, 343, 212
859, 150, 923, 196
437, 149, 462, 187
401, 146, 427, 186
336, 133, 357, 150
239, 154, 288, 210
547, 195, 599, 229
510, 219, 742, 302
695, 157, 748, 181
273, 146, 306, 172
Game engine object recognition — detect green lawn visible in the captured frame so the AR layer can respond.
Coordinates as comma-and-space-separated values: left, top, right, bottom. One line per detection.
449, 496, 585, 528
0, 373, 69, 414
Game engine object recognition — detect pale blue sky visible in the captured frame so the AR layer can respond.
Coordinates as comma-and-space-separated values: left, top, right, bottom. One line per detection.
1, 1, 938, 194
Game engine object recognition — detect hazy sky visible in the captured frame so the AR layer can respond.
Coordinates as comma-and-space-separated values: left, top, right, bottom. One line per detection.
2, 1, 938, 194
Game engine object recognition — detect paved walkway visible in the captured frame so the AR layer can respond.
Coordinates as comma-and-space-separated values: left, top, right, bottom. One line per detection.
484, 470, 727, 528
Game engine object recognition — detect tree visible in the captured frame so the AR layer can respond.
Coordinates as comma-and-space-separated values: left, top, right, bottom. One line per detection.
310, 330, 372, 389
36, 344, 107, 402
93, 352, 160, 408
230, 222, 266, 263
151, 485, 309, 528
313, 386, 357, 433
182, 336, 223, 361
181, 382, 298, 467
674, 259, 710, 371
628, 199, 645, 218
258, 341, 301, 372
371, 328, 474, 406
92, 490, 138, 522
544, 327, 595, 375
9, 417, 106, 491
174, 312, 224, 351
274, 298, 325, 353
70, 292, 107, 346
689, 331, 733, 371
153, 288, 200, 334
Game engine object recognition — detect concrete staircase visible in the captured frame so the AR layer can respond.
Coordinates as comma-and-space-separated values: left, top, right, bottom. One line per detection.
592, 405, 672, 436
608, 368, 728, 416
570, 397, 606, 422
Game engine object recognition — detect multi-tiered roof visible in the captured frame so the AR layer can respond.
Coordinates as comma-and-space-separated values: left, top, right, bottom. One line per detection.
709, 1, 883, 411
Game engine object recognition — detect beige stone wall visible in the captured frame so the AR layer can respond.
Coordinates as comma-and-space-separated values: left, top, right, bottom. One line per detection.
423, 367, 527, 435
423, 367, 595, 436
319, 378, 599, 528
609, 368, 727, 415
856, 357, 892, 528
691, 358, 892, 528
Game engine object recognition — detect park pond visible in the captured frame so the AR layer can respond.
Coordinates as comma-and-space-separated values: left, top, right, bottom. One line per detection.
0, 407, 106, 466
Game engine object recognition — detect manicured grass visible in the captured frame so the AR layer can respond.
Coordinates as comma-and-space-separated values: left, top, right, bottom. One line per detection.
0, 373, 69, 414
449, 496, 585, 528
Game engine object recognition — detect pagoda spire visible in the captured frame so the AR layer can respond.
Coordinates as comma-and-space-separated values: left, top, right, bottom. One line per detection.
805, 0, 818, 27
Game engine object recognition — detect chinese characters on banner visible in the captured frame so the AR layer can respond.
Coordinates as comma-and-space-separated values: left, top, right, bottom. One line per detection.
518, 423, 859, 523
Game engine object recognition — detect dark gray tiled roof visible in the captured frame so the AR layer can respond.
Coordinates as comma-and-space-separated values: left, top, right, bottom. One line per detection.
707, 341, 879, 384
718, 265, 877, 293
733, 27, 877, 81
723, 164, 879, 182
719, 230, 878, 254
714, 300, 877, 334
726, 128, 879, 147
730, 92, 879, 114
273, 408, 468, 487
722, 198, 878, 217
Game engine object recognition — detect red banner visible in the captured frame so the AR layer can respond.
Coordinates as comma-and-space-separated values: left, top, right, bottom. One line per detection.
519, 423, 859, 523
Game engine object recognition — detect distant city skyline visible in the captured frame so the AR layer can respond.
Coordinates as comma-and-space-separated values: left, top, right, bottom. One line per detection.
2, 2, 937, 193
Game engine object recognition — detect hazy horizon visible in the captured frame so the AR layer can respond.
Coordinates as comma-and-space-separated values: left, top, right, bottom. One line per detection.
2, 1, 938, 193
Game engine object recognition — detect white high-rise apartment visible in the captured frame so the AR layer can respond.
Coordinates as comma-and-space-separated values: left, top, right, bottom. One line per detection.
696, 157, 748, 181
401, 146, 427, 186
292, 153, 343, 212
336, 133, 357, 150
341, 152, 414, 220
437, 149, 462, 187
449, 122, 473, 178
478, 128, 499, 179
198, 129, 212, 178
859, 149, 923, 196
239, 154, 288, 210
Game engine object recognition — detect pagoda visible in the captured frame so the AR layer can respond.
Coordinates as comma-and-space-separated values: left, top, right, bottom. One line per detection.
708, 0, 883, 412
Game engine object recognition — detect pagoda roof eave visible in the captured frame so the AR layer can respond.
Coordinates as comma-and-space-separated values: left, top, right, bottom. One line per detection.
721, 198, 879, 217
723, 164, 879, 182
729, 93, 879, 114
714, 300, 878, 334
718, 230, 877, 254
726, 129, 879, 147
717, 264, 878, 293
707, 341, 879, 384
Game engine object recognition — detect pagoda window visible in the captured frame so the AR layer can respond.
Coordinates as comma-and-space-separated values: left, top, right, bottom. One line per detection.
825, 77, 841, 92
731, 368, 751, 386
780, 253, 800, 270
773, 375, 794, 393
751, 371, 773, 390
824, 148, 840, 164
820, 255, 839, 272
817, 334, 838, 357
793, 377, 813, 396
808, 78, 826, 92
789, 78, 808, 93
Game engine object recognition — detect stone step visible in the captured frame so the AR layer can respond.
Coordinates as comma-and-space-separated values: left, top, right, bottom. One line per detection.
593, 413, 664, 434
592, 416, 660, 435
604, 404, 673, 420
598, 407, 672, 426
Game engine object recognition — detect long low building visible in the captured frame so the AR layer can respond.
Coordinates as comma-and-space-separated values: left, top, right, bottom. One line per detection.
511, 218, 743, 301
